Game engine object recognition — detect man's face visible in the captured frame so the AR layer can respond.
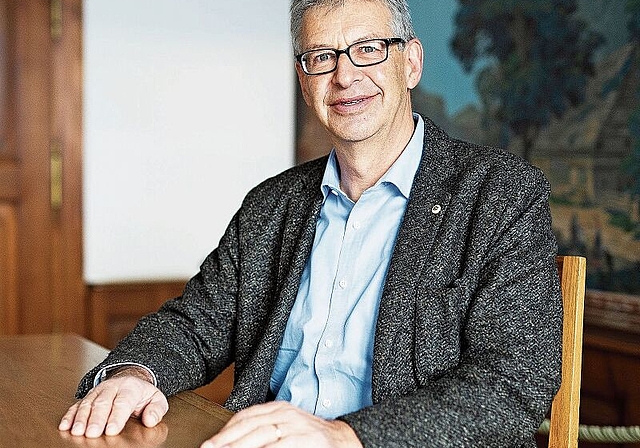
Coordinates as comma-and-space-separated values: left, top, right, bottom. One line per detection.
296, 0, 422, 145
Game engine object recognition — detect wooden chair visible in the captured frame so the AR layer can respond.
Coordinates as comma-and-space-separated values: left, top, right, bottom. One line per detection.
546, 255, 587, 448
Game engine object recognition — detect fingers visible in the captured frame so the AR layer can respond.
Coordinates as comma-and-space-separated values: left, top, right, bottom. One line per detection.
101, 392, 139, 436
81, 388, 118, 437
201, 402, 362, 448
58, 376, 168, 438
200, 402, 282, 448
71, 386, 120, 438
202, 423, 283, 448
201, 402, 300, 448
58, 401, 80, 431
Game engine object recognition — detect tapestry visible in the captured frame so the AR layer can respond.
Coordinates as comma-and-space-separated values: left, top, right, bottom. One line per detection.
296, 0, 640, 296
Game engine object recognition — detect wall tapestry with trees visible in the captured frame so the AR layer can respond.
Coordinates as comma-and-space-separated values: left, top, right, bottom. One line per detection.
295, 0, 640, 296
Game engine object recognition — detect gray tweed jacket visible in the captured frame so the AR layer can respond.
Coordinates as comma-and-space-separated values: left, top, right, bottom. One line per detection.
78, 116, 562, 447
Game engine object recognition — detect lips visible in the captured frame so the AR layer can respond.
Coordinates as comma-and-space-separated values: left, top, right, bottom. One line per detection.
329, 95, 374, 113
338, 98, 365, 106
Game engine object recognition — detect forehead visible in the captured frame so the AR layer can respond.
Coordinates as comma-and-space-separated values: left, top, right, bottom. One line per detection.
300, 0, 393, 49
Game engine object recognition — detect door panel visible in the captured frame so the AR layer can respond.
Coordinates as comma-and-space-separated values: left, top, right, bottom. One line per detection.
49, 0, 85, 334
0, 0, 84, 335
13, 0, 55, 334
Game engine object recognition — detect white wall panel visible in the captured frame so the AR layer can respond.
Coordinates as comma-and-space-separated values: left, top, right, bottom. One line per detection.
83, 0, 294, 282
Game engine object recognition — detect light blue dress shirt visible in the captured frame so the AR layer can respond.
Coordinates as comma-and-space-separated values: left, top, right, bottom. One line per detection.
270, 115, 425, 418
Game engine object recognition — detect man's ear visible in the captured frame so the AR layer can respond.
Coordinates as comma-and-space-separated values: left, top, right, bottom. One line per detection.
404, 38, 423, 90
295, 63, 312, 106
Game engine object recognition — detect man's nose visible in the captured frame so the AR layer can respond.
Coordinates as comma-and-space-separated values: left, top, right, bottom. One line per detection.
332, 52, 362, 87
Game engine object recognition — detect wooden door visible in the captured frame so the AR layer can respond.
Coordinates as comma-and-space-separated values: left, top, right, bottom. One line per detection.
0, 0, 84, 335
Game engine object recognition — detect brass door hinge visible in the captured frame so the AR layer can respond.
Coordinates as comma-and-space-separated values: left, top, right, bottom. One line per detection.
51, 0, 62, 40
51, 141, 63, 211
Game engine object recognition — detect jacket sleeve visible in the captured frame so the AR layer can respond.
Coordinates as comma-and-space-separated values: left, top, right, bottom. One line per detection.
76, 212, 242, 399
340, 167, 563, 447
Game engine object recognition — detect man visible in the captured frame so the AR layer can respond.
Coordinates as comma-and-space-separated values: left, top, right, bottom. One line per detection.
60, 0, 563, 446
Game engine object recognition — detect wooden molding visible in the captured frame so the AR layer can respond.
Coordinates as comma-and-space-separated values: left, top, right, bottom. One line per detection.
0, 204, 18, 334
87, 280, 186, 348
0, 163, 18, 202
584, 289, 640, 335
86, 280, 234, 404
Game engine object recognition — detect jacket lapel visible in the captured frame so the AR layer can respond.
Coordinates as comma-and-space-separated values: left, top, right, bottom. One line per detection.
372, 118, 454, 402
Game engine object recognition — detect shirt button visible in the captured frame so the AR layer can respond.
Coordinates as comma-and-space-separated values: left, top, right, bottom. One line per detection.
338, 279, 347, 289
432, 204, 442, 214
324, 339, 334, 348
352, 221, 361, 230
322, 399, 332, 408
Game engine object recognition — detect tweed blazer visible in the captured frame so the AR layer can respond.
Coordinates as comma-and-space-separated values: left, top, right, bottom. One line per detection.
78, 116, 562, 447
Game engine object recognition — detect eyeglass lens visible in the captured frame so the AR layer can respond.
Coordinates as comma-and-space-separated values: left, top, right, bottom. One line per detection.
301, 39, 390, 75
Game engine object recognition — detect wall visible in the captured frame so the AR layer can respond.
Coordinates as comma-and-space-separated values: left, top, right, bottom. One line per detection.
83, 0, 294, 283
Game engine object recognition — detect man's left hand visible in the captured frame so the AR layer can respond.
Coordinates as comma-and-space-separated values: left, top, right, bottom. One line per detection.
200, 401, 362, 448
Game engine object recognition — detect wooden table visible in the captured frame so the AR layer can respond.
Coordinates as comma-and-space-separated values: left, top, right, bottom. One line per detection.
0, 333, 233, 447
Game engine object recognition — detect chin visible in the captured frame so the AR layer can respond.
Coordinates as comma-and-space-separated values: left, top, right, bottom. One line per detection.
328, 128, 372, 143
326, 118, 378, 143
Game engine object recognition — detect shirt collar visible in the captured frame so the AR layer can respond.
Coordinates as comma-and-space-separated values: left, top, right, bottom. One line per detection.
321, 113, 424, 200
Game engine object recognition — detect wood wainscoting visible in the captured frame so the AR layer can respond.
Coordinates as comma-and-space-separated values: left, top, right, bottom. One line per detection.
86, 281, 234, 405
537, 288, 640, 448
577, 290, 640, 448
89, 280, 640, 440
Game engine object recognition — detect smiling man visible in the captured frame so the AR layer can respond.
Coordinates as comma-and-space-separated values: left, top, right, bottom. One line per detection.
60, 1, 563, 447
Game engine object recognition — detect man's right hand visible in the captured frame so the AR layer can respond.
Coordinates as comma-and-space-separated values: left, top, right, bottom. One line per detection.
58, 368, 169, 438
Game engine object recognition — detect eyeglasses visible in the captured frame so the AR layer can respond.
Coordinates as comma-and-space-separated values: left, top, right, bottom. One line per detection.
296, 38, 405, 76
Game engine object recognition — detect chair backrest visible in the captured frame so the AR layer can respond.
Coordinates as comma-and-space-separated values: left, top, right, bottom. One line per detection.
547, 255, 587, 448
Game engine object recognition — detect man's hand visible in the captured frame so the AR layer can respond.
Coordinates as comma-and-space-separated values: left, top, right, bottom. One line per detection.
58, 368, 168, 438
200, 401, 362, 448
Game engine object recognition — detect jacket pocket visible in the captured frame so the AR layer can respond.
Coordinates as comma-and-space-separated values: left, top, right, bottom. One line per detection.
413, 283, 470, 385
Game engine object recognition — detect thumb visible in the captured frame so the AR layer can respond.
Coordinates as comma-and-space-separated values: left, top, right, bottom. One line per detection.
141, 390, 169, 428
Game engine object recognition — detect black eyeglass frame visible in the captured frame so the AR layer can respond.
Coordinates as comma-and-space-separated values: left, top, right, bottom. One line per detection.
295, 37, 406, 76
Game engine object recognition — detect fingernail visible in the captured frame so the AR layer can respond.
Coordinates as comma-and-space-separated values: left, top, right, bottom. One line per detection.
71, 422, 84, 435
86, 424, 101, 438
58, 419, 68, 430
105, 423, 118, 436
201, 442, 221, 448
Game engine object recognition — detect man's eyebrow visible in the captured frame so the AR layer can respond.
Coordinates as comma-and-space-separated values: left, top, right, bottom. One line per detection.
303, 43, 334, 51
302, 34, 383, 52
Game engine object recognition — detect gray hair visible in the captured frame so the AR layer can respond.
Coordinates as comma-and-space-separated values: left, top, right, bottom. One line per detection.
290, 0, 416, 55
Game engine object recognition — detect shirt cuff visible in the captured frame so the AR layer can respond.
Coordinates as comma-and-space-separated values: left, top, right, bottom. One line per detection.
93, 362, 158, 388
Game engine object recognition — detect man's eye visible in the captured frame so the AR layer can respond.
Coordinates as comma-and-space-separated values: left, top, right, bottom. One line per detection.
359, 45, 377, 54
314, 52, 334, 63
